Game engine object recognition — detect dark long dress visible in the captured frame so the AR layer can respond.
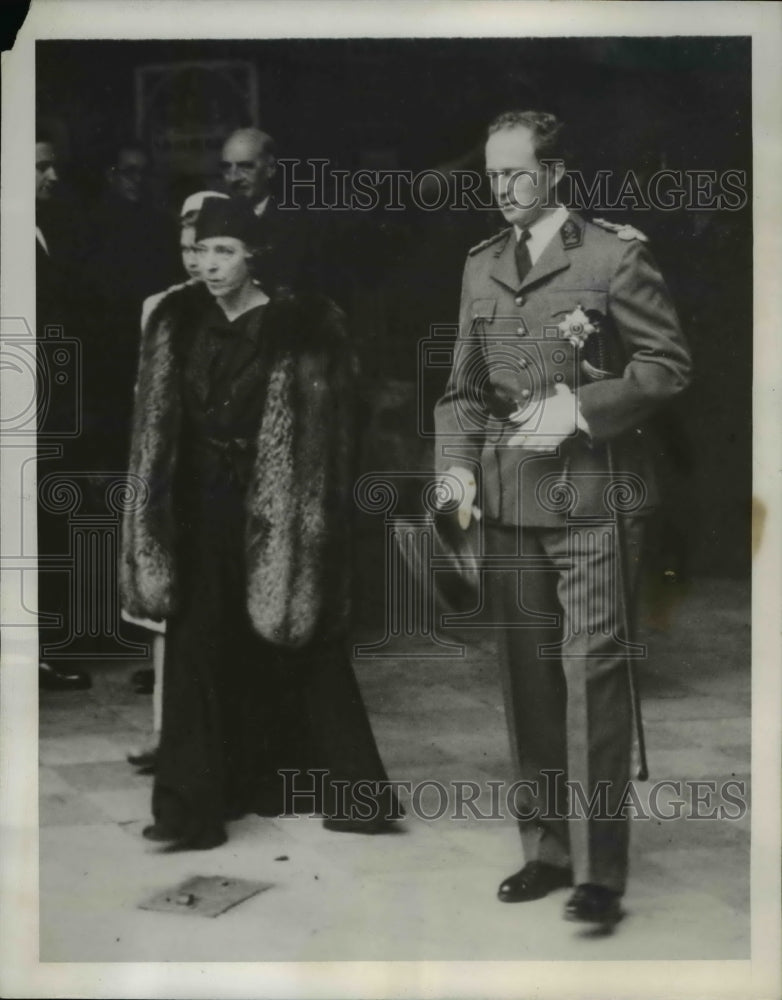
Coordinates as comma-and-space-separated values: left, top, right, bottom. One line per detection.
151, 296, 395, 845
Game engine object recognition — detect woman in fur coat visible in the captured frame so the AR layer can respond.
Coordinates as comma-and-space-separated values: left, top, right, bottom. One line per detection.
121, 197, 398, 850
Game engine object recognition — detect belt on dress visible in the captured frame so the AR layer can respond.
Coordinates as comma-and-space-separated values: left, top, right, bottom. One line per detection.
198, 435, 254, 487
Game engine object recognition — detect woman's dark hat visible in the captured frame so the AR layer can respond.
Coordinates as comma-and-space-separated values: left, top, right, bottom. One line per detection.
195, 196, 261, 246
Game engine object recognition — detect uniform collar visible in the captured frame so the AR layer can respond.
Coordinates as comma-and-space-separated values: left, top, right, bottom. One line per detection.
491, 209, 582, 294
514, 205, 569, 265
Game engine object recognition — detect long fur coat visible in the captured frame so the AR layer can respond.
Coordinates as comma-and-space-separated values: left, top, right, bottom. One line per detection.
120, 280, 356, 648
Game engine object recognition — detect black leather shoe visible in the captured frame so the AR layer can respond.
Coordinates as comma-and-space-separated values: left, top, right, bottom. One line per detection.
39, 661, 92, 692
142, 822, 179, 842
564, 884, 622, 926
161, 829, 228, 853
498, 861, 573, 903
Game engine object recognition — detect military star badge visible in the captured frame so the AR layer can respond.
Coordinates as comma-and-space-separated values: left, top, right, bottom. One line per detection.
557, 305, 597, 348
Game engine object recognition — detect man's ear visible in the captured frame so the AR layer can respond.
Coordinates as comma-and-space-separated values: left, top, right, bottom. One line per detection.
266, 157, 277, 181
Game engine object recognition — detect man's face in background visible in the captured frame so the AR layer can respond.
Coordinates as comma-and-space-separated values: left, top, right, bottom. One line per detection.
36, 142, 59, 202
109, 148, 150, 203
180, 224, 201, 279
220, 132, 275, 204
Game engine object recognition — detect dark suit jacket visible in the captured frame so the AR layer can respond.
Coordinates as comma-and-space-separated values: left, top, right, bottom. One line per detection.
434, 212, 693, 527
251, 196, 353, 308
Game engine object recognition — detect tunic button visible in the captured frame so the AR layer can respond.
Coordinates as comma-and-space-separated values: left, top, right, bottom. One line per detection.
516, 326, 527, 336
520, 389, 531, 399
515, 295, 525, 306
519, 359, 528, 369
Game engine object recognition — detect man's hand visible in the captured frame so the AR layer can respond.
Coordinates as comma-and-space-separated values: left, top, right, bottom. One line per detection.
436, 465, 481, 529
507, 382, 581, 452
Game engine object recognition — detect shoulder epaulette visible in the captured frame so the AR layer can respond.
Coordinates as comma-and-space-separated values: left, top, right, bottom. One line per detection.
467, 227, 512, 256
591, 217, 649, 243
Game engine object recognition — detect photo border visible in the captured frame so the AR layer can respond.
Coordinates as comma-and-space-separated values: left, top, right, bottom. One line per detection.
2, 2, 780, 997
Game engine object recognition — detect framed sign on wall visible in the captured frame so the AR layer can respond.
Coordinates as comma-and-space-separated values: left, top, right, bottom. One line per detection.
135, 60, 259, 177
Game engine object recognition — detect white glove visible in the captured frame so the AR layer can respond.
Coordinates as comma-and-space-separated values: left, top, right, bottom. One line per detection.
436, 465, 481, 530
508, 382, 586, 452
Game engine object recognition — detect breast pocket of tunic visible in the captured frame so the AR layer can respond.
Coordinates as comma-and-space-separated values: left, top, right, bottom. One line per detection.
470, 297, 497, 330
545, 289, 615, 381
468, 298, 507, 439
470, 299, 548, 435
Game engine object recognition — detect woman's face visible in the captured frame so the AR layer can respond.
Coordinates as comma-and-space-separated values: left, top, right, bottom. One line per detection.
180, 225, 200, 279
196, 236, 253, 299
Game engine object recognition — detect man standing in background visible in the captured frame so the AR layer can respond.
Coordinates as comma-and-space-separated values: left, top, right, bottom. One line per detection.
86, 140, 179, 471
220, 126, 277, 217
434, 110, 692, 927
35, 134, 92, 691
220, 126, 330, 296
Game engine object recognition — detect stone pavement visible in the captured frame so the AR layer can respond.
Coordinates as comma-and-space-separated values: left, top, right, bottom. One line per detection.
39, 578, 750, 962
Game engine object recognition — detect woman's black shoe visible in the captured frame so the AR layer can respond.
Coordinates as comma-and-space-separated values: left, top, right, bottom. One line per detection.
142, 822, 180, 842
161, 829, 228, 852
322, 816, 401, 835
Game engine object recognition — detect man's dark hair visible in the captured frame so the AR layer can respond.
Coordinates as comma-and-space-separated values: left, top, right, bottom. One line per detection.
487, 110, 567, 163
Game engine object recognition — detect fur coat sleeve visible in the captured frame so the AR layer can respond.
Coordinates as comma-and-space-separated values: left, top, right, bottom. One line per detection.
119, 282, 192, 621
120, 284, 358, 649
244, 293, 358, 647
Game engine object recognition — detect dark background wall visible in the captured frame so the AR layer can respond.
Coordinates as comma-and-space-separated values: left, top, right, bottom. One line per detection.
37, 37, 752, 578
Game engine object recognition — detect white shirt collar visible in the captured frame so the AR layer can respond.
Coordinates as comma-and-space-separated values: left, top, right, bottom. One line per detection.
514, 205, 569, 264
254, 196, 270, 217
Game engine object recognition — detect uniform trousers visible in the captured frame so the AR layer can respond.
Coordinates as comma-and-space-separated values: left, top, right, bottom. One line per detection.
486, 517, 645, 893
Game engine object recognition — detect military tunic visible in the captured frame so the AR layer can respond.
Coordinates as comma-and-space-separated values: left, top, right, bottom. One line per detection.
435, 213, 691, 526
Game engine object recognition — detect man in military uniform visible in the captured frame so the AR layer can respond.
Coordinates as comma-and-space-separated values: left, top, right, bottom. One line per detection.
434, 110, 692, 926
